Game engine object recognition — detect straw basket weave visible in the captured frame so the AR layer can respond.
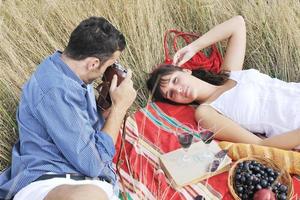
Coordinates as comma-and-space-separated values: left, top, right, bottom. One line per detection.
228, 156, 294, 200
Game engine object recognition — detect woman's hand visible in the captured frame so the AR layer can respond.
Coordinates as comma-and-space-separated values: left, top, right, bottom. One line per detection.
172, 44, 197, 66
173, 15, 246, 71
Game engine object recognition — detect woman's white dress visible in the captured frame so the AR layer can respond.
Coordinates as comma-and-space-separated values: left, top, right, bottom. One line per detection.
208, 69, 300, 137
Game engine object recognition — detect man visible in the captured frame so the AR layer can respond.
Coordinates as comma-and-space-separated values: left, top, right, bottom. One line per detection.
0, 16, 136, 200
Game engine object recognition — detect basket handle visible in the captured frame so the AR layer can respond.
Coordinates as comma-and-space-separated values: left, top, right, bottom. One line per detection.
163, 29, 199, 63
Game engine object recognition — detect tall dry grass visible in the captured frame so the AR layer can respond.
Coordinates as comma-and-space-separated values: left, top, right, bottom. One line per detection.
0, 0, 299, 170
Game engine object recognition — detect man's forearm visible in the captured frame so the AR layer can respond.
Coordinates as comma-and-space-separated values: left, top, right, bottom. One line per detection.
101, 105, 127, 144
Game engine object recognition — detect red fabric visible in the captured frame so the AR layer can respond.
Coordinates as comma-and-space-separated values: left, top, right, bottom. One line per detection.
163, 29, 223, 73
113, 102, 300, 199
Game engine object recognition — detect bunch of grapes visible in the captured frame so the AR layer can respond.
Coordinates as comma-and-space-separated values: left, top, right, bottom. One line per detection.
233, 160, 288, 200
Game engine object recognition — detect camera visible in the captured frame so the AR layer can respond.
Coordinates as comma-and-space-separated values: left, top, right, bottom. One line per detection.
96, 62, 127, 111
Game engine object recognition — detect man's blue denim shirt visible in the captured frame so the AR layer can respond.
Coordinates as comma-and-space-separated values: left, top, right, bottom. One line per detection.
0, 51, 116, 199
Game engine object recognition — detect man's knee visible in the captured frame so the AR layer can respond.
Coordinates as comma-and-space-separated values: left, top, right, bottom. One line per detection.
44, 184, 109, 200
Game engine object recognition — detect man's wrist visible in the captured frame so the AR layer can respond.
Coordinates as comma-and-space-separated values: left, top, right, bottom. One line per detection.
101, 104, 128, 144
110, 104, 128, 117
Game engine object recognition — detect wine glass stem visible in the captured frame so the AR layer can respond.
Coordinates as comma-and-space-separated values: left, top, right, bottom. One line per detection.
182, 148, 190, 162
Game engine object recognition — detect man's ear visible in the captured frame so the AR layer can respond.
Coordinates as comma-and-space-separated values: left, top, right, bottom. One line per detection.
87, 57, 101, 71
182, 68, 192, 74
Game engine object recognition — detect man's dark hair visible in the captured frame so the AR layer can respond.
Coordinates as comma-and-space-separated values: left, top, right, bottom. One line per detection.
146, 64, 230, 104
64, 16, 126, 63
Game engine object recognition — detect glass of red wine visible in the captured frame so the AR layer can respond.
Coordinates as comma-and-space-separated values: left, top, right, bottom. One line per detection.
176, 124, 194, 162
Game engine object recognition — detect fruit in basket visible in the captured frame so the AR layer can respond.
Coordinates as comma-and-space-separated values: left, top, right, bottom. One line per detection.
253, 189, 275, 200
233, 160, 289, 200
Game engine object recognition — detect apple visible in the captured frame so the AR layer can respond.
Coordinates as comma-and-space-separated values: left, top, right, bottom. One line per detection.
253, 189, 276, 200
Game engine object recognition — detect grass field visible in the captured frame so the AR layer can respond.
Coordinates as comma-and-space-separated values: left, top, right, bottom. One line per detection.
0, 0, 299, 170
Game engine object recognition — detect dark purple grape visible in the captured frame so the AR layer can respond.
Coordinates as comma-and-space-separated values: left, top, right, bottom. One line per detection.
268, 176, 274, 183
254, 166, 260, 172
278, 193, 287, 200
252, 161, 258, 166
247, 175, 254, 182
256, 184, 262, 190
235, 174, 242, 180
242, 193, 248, 199
261, 179, 268, 188
266, 168, 273, 173
279, 184, 288, 192
241, 176, 246, 182
237, 186, 243, 192
243, 163, 250, 171
253, 176, 259, 183
275, 182, 281, 188
235, 179, 241, 185
238, 162, 244, 168
256, 173, 261, 178
272, 185, 278, 191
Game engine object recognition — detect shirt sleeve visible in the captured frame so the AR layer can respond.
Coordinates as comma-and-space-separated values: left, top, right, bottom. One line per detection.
34, 87, 115, 177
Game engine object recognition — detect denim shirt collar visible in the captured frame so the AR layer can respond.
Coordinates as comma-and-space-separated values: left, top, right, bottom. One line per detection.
51, 50, 87, 88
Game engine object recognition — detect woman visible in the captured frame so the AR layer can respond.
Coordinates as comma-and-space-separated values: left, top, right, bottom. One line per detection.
147, 16, 300, 150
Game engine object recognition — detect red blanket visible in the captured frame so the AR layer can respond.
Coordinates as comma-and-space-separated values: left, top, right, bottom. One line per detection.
113, 102, 300, 199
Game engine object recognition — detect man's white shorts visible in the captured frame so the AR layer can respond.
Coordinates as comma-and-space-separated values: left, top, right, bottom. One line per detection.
13, 178, 119, 200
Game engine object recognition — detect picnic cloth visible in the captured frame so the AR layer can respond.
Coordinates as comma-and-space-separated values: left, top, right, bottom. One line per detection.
112, 102, 300, 199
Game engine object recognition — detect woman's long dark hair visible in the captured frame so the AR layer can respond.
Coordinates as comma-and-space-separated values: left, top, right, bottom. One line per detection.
146, 64, 230, 104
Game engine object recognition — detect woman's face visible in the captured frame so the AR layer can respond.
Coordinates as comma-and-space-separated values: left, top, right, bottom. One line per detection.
159, 70, 199, 104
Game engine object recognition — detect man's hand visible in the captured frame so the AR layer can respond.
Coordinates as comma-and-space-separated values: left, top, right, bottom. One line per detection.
101, 69, 136, 143
101, 107, 111, 119
109, 68, 136, 112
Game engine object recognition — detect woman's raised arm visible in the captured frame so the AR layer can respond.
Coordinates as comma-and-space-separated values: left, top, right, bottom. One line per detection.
173, 16, 246, 71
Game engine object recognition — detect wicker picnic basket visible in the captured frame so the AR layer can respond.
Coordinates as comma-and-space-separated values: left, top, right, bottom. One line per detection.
228, 156, 294, 200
